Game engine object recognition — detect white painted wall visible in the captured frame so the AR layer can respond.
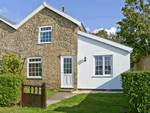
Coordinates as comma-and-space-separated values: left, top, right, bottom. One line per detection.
78, 35, 130, 89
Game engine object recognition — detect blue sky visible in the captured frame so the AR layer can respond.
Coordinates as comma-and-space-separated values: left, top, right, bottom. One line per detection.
0, 0, 125, 33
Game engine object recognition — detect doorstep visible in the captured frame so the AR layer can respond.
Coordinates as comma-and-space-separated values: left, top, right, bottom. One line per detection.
59, 88, 73, 92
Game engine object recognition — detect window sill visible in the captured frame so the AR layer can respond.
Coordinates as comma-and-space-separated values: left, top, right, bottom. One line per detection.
37, 42, 53, 44
26, 77, 43, 80
92, 75, 113, 78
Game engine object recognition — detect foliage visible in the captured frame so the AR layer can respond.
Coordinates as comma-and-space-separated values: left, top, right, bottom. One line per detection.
90, 29, 124, 43
91, 29, 109, 39
1, 53, 24, 76
121, 71, 150, 113
0, 73, 26, 106
117, 0, 150, 63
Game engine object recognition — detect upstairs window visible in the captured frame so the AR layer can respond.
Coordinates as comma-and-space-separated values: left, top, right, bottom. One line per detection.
39, 26, 52, 43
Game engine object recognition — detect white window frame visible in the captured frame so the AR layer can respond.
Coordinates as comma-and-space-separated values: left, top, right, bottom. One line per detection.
27, 57, 43, 78
38, 25, 52, 44
93, 55, 113, 78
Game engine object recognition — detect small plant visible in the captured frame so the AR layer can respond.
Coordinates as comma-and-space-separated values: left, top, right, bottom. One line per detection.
72, 89, 77, 92
1, 53, 24, 76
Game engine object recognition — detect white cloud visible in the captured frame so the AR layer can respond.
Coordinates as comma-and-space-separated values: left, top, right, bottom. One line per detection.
0, 7, 7, 13
0, 9, 3, 12
93, 27, 116, 35
86, 27, 90, 32
16, 18, 22, 22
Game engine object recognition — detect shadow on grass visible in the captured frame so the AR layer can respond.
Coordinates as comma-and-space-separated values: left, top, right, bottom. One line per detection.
54, 93, 129, 113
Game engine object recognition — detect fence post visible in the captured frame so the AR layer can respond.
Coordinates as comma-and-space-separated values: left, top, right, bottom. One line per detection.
42, 83, 46, 109
20, 82, 24, 107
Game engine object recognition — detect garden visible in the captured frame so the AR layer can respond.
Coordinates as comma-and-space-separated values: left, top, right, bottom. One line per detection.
0, 54, 150, 113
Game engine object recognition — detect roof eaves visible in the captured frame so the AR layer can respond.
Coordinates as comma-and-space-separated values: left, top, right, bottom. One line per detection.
0, 17, 16, 29
0, 15, 16, 25
81, 23, 87, 32
78, 30, 133, 53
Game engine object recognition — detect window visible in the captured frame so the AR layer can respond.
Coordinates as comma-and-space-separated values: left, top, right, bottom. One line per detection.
0, 58, 3, 74
95, 56, 112, 76
27, 57, 42, 78
64, 58, 72, 74
39, 26, 52, 43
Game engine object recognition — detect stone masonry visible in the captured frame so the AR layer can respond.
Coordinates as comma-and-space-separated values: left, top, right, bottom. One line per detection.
0, 7, 84, 89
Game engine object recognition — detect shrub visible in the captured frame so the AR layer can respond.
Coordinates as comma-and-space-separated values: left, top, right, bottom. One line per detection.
121, 71, 150, 113
1, 53, 24, 76
0, 73, 26, 106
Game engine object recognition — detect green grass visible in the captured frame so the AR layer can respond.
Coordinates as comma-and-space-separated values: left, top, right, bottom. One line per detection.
0, 93, 130, 113
24, 87, 58, 98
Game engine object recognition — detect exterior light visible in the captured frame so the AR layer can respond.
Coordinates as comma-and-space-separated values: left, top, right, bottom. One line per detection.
84, 57, 86, 62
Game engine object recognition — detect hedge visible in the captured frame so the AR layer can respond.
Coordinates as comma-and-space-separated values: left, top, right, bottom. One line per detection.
0, 73, 26, 106
121, 71, 150, 113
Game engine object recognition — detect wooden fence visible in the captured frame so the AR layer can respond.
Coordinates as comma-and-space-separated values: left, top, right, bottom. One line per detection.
131, 56, 150, 71
20, 82, 46, 109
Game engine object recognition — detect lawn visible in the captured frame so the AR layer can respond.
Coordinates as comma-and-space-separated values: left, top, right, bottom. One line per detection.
0, 93, 130, 113
24, 87, 58, 98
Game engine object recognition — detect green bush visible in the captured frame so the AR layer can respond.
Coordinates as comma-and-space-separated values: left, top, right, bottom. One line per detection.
121, 71, 150, 113
0, 73, 26, 106
1, 53, 24, 76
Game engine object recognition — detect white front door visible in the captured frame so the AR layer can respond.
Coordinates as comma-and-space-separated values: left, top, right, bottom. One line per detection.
61, 56, 74, 88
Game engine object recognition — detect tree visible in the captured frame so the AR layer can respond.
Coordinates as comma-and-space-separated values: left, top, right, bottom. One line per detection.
117, 0, 150, 63
91, 29, 109, 39
91, 29, 123, 43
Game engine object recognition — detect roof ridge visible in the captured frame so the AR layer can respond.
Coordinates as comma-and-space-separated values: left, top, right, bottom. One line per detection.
43, 1, 82, 24
0, 1, 83, 29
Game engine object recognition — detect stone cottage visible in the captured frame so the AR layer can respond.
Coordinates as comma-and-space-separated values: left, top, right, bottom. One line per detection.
0, 1, 133, 90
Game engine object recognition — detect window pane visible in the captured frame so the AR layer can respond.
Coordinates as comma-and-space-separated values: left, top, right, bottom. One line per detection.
40, 30, 52, 43
64, 64, 67, 68
95, 56, 103, 75
39, 73, 42, 76
41, 27, 51, 31
28, 58, 42, 77
95, 71, 98, 75
29, 58, 41, 62
95, 56, 98, 61
70, 69, 72, 73
63, 58, 72, 74
67, 69, 70, 73
64, 69, 67, 74
64, 58, 67, 63
67, 64, 70, 68
104, 56, 111, 74
100, 71, 103, 75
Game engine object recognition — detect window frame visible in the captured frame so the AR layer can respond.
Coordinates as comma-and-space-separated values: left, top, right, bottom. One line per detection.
27, 57, 43, 78
93, 55, 113, 77
38, 25, 52, 44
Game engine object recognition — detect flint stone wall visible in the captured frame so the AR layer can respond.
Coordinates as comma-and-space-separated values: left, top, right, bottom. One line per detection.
0, 7, 81, 89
